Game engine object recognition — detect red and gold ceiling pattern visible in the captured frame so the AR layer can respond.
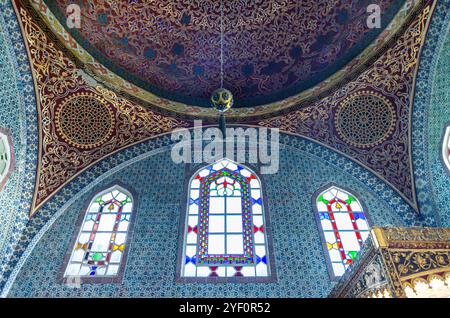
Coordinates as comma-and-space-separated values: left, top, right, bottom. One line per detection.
258, 2, 433, 207
12, 0, 435, 215
16, 2, 189, 214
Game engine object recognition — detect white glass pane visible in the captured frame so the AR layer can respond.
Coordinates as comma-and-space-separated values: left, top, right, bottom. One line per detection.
71, 249, 85, 262
82, 219, 95, 232
250, 179, 260, 188
188, 215, 198, 227
189, 204, 199, 215
255, 245, 266, 259
101, 192, 114, 202
210, 197, 225, 214
110, 250, 122, 263
184, 263, 196, 277
79, 265, 91, 276
251, 189, 261, 200
241, 266, 256, 277
89, 202, 101, 212
322, 190, 335, 201
334, 213, 354, 230
254, 231, 265, 244
98, 214, 117, 232
316, 201, 328, 212
187, 231, 197, 244
252, 204, 262, 215
240, 168, 251, 177
226, 267, 236, 277
190, 189, 199, 200
190, 179, 200, 189
122, 203, 133, 213
208, 215, 225, 233
117, 220, 129, 232
356, 218, 369, 230
226, 215, 243, 233
340, 231, 361, 251
331, 201, 346, 212
198, 169, 210, 177
360, 231, 370, 242
328, 249, 342, 262
115, 233, 127, 245
107, 265, 119, 276
96, 267, 107, 276
226, 197, 242, 214
65, 264, 81, 276
320, 218, 333, 231
335, 191, 349, 202
332, 262, 346, 276
196, 267, 211, 277
91, 233, 112, 252
324, 231, 337, 243
115, 192, 127, 202
253, 215, 263, 227
350, 201, 362, 211
185, 245, 196, 258
256, 263, 268, 277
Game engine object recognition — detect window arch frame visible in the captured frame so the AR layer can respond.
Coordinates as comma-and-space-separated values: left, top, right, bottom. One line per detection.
0, 127, 15, 192
176, 159, 276, 283
59, 182, 138, 284
312, 183, 373, 281
441, 123, 450, 174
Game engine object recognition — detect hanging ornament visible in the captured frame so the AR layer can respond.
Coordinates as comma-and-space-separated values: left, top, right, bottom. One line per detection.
211, 88, 233, 113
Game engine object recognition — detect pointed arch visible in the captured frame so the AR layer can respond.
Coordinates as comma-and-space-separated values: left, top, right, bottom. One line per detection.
62, 184, 136, 283
0, 128, 14, 192
178, 159, 274, 280
313, 184, 371, 280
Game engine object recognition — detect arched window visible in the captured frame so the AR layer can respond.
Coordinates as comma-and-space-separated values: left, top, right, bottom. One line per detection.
442, 125, 450, 172
180, 159, 272, 279
63, 185, 134, 281
315, 185, 370, 279
0, 129, 14, 191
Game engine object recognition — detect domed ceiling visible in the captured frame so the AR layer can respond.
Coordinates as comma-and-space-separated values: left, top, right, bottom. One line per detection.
47, 0, 403, 108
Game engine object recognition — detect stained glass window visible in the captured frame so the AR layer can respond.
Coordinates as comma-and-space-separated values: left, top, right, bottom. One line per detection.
442, 125, 450, 172
180, 159, 271, 278
316, 185, 370, 278
64, 186, 133, 278
0, 130, 13, 191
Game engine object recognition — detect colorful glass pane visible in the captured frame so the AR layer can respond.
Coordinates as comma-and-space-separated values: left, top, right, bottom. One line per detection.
316, 186, 370, 278
181, 159, 271, 278
442, 126, 450, 172
64, 187, 133, 278
0, 132, 11, 186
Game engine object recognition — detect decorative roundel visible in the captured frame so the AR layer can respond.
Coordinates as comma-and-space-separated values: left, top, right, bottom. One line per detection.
55, 93, 115, 149
335, 91, 396, 148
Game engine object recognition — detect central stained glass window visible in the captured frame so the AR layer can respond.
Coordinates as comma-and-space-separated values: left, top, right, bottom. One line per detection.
180, 159, 271, 278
